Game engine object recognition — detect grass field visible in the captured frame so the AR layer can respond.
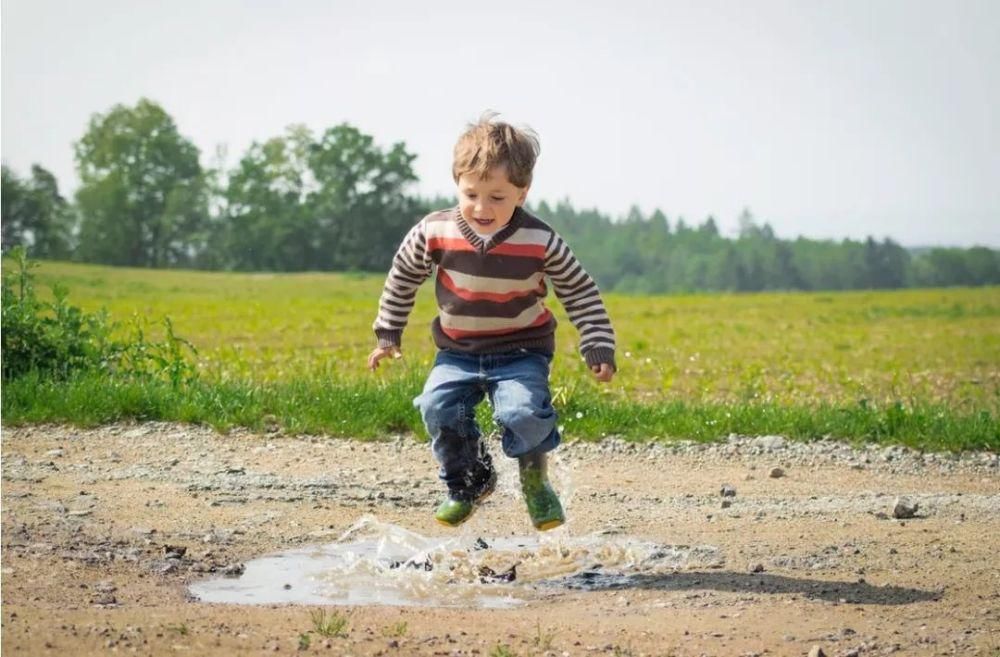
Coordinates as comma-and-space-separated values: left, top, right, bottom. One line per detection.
4, 261, 999, 450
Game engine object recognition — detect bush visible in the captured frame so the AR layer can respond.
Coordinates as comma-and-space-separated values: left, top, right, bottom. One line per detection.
1, 247, 197, 385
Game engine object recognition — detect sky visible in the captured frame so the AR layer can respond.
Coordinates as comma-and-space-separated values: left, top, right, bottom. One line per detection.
2, 0, 999, 247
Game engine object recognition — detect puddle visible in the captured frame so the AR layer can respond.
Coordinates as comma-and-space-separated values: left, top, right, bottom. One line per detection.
189, 515, 724, 608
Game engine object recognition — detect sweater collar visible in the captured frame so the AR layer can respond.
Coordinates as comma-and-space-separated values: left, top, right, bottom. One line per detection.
455, 206, 524, 253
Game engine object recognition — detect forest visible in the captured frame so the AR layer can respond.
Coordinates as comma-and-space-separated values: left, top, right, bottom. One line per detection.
4, 98, 997, 293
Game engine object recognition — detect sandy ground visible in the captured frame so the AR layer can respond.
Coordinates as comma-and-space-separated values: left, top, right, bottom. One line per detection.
2, 422, 998, 657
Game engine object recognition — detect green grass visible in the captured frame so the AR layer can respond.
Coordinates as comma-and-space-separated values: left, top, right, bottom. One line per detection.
489, 644, 517, 657
3, 368, 995, 451
3, 260, 999, 451
309, 609, 349, 638
380, 621, 409, 638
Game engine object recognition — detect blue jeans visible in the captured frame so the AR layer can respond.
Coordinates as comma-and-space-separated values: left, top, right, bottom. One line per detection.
414, 349, 560, 495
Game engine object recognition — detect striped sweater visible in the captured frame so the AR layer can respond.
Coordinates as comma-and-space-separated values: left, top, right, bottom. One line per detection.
373, 206, 616, 369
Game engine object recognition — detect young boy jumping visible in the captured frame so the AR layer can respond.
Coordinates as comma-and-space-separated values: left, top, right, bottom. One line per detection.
368, 113, 616, 531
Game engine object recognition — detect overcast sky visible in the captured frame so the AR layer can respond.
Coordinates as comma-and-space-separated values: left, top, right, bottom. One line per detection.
3, 0, 998, 247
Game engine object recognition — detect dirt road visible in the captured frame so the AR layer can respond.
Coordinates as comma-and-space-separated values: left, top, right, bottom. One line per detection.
2, 423, 998, 656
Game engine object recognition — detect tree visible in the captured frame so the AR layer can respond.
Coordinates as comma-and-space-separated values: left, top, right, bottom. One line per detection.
963, 247, 1000, 285
307, 123, 420, 271
220, 126, 315, 271
624, 205, 645, 224
699, 216, 719, 237
649, 209, 670, 234
218, 123, 421, 271
862, 237, 909, 288
1, 164, 75, 259
74, 98, 208, 267
737, 207, 756, 238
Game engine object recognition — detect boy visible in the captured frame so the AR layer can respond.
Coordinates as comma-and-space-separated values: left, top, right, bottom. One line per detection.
368, 114, 616, 531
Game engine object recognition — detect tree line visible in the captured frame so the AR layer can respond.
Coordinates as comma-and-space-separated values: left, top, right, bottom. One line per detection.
3, 98, 998, 293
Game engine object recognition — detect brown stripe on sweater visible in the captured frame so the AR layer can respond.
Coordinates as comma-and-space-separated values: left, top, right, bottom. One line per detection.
435, 251, 545, 279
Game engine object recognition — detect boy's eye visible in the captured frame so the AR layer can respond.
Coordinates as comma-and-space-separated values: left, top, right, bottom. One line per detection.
490, 197, 505, 202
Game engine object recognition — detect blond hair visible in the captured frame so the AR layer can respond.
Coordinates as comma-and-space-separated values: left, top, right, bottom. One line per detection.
452, 111, 540, 188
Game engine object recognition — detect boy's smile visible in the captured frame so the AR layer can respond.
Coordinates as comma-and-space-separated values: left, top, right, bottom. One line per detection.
457, 167, 529, 234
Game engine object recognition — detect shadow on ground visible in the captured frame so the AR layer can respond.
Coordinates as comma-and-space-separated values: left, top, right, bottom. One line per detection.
557, 571, 941, 605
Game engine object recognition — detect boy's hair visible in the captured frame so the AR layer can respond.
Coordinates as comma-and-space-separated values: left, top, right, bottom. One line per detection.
452, 111, 540, 188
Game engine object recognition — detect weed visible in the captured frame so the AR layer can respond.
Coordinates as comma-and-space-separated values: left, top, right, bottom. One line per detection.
612, 643, 637, 657
1, 248, 196, 385
489, 644, 517, 657
310, 609, 348, 637
381, 621, 408, 638
532, 620, 556, 651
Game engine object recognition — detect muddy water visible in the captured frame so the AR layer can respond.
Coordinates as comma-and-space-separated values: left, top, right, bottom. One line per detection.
189, 515, 724, 608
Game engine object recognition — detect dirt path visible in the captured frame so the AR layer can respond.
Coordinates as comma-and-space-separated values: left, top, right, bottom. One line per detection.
2, 423, 998, 657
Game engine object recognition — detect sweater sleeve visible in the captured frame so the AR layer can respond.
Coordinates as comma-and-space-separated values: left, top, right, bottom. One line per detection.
372, 220, 433, 349
543, 231, 617, 370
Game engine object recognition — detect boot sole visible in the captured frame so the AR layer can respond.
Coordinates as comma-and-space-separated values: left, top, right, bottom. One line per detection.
533, 517, 565, 531
434, 485, 496, 528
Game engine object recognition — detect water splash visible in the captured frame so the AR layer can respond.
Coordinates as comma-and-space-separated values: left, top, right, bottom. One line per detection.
189, 515, 724, 608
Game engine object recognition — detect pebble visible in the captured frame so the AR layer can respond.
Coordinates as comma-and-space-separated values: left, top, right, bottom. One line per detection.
720, 484, 737, 497
807, 646, 826, 657
892, 497, 919, 519
769, 467, 785, 479
222, 563, 246, 577
92, 593, 117, 606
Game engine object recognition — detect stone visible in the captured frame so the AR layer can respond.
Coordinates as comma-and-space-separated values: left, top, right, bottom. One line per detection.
769, 467, 785, 479
222, 563, 245, 577
892, 497, 918, 519
153, 560, 178, 575
92, 593, 117, 606
807, 646, 826, 657
754, 435, 786, 451
720, 484, 737, 497
94, 581, 117, 594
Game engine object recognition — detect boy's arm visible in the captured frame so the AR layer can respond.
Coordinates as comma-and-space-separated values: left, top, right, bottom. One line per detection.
543, 232, 617, 371
372, 220, 433, 349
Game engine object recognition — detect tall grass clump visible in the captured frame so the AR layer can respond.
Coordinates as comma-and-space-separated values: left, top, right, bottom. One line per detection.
2, 247, 197, 386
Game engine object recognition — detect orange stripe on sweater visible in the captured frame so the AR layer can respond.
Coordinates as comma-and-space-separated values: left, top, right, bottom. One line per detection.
438, 269, 543, 303
427, 237, 476, 253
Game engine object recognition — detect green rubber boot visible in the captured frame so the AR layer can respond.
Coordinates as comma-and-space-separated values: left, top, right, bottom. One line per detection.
518, 451, 565, 531
434, 469, 497, 527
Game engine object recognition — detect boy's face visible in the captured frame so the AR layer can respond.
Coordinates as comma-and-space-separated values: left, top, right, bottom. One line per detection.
457, 167, 529, 234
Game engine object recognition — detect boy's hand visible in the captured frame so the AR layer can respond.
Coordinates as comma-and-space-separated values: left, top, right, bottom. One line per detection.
591, 363, 614, 383
367, 345, 402, 371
